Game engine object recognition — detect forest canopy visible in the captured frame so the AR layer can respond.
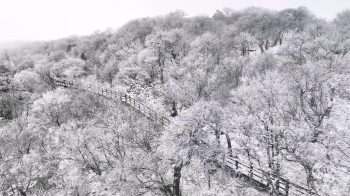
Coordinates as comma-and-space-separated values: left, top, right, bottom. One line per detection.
1, 6, 350, 196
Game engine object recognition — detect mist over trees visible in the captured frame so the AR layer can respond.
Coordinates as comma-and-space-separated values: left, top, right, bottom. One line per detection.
1, 6, 350, 196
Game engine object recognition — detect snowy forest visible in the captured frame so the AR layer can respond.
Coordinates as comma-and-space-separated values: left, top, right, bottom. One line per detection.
1, 6, 350, 196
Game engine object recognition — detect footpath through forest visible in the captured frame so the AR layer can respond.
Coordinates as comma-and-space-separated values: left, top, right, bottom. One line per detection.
54, 78, 317, 196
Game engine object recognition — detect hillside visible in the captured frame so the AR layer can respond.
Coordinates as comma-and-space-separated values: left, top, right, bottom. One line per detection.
1, 7, 350, 196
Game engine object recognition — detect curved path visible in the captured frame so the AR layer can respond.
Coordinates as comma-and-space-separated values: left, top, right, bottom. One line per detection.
54, 78, 317, 196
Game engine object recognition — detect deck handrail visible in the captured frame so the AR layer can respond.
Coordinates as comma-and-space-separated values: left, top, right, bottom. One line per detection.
54, 77, 316, 196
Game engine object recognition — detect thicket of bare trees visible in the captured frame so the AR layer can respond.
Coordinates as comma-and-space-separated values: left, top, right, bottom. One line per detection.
1, 7, 350, 196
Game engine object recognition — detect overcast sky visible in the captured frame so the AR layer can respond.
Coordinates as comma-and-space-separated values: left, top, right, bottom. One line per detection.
0, 0, 349, 43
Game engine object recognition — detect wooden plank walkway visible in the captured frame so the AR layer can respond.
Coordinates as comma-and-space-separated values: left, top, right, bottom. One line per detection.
54, 78, 317, 196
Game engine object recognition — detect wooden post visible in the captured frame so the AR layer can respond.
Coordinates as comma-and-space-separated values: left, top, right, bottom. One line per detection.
250, 164, 253, 180
267, 172, 273, 195
235, 157, 239, 170
285, 180, 289, 196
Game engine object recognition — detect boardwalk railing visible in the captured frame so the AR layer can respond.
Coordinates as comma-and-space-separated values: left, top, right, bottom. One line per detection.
54, 78, 316, 196
222, 155, 317, 195
54, 78, 170, 126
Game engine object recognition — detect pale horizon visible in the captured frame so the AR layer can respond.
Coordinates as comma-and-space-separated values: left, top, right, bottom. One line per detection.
0, 0, 349, 43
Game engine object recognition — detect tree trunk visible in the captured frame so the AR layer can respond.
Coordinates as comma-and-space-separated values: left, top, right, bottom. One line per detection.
265, 39, 269, 51
55, 117, 61, 127
242, 48, 246, 56
304, 165, 316, 192
173, 162, 183, 196
215, 130, 220, 148
271, 38, 279, 47
259, 43, 265, 53
279, 32, 284, 45
171, 101, 177, 117
208, 173, 211, 190
18, 189, 26, 196
224, 132, 233, 156
160, 64, 164, 84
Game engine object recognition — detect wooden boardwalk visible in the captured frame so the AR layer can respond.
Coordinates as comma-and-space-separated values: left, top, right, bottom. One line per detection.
54, 78, 317, 196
